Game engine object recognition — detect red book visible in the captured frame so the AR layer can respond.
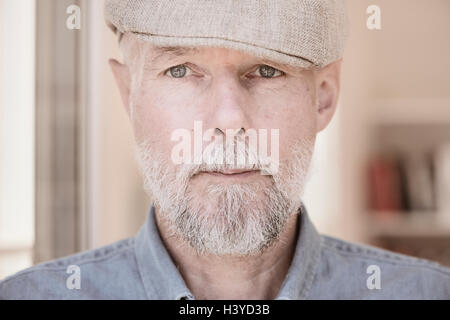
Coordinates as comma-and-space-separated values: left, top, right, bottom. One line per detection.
367, 156, 403, 212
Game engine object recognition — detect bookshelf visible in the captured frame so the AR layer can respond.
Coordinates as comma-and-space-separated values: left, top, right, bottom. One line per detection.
338, 0, 450, 266
362, 98, 450, 266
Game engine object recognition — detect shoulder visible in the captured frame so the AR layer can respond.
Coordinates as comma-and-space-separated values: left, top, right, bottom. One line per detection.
310, 235, 450, 299
0, 237, 146, 299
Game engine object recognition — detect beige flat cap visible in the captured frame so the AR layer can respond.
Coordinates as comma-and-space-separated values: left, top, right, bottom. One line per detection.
104, 0, 348, 68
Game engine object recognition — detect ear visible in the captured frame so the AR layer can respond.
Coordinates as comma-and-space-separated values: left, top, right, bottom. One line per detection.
314, 59, 342, 133
109, 59, 131, 116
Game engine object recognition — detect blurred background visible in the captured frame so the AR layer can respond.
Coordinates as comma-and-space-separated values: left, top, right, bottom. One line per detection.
1, 0, 450, 280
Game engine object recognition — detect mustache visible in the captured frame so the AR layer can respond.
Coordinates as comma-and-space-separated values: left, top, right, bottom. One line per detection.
178, 140, 278, 178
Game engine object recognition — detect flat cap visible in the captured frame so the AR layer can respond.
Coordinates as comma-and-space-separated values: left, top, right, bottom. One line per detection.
104, 0, 348, 68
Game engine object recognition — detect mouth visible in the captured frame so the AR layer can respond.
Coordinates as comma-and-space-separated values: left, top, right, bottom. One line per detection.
198, 169, 261, 179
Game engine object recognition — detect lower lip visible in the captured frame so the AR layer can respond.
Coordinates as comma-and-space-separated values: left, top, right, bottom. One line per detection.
201, 170, 260, 179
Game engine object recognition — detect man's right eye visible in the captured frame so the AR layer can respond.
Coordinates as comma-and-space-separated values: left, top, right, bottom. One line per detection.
165, 64, 192, 78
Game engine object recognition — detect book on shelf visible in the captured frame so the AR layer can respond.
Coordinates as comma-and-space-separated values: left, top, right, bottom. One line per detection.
367, 148, 442, 215
402, 152, 435, 212
367, 154, 403, 213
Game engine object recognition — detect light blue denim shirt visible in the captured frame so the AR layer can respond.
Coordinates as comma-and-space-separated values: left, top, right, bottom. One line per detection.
1, 203, 450, 299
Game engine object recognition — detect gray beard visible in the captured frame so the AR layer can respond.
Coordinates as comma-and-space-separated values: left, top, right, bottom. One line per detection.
135, 139, 313, 256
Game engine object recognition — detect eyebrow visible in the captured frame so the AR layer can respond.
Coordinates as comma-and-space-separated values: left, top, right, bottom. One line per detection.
147, 46, 306, 74
260, 58, 303, 73
149, 46, 200, 65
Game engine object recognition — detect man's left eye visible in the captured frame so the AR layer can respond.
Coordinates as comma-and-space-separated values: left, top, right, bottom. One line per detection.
254, 65, 284, 78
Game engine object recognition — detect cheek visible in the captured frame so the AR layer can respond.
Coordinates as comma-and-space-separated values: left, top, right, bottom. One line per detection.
251, 83, 317, 161
131, 83, 205, 164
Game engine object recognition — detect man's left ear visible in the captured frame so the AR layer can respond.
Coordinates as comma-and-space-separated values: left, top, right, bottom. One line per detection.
314, 59, 342, 133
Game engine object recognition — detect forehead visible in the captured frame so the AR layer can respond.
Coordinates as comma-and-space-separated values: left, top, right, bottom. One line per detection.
152, 46, 200, 57
149, 46, 201, 64
146, 45, 300, 73
121, 33, 309, 75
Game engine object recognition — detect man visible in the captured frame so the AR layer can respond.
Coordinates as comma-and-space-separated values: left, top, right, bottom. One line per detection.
1, 0, 449, 300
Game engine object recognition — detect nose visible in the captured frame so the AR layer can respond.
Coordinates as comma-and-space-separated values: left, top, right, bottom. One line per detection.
205, 74, 252, 136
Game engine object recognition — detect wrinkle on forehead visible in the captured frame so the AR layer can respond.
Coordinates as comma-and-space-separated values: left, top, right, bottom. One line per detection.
121, 33, 312, 73
150, 46, 200, 62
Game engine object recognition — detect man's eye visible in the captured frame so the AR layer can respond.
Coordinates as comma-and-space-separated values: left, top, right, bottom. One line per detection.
165, 64, 192, 78
255, 65, 284, 78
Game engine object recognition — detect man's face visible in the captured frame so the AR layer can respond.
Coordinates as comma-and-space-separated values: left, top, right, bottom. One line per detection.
112, 35, 339, 256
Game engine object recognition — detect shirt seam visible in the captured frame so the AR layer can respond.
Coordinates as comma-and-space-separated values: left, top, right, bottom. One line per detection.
322, 235, 438, 263
0, 241, 136, 286
321, 242, 450, 277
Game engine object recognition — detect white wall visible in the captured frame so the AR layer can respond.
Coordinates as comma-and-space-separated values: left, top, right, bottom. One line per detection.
0, 0, 35, 279
85, 0, 150, 248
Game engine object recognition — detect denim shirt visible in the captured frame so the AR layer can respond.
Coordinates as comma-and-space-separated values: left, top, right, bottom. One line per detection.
1, 203, 450, 299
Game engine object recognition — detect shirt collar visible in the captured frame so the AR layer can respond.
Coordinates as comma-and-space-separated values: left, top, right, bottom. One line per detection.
134, 205, 194, 300
134, 202, 322, 300
274, 202, 322, 300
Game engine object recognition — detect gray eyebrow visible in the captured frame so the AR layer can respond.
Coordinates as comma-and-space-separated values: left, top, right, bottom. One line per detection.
260, 58, 304, 73
149, 46, 200, 65
145, 46, 309, 75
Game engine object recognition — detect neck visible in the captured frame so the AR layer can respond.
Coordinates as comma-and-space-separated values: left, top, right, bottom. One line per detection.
155, 208, 300, 300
